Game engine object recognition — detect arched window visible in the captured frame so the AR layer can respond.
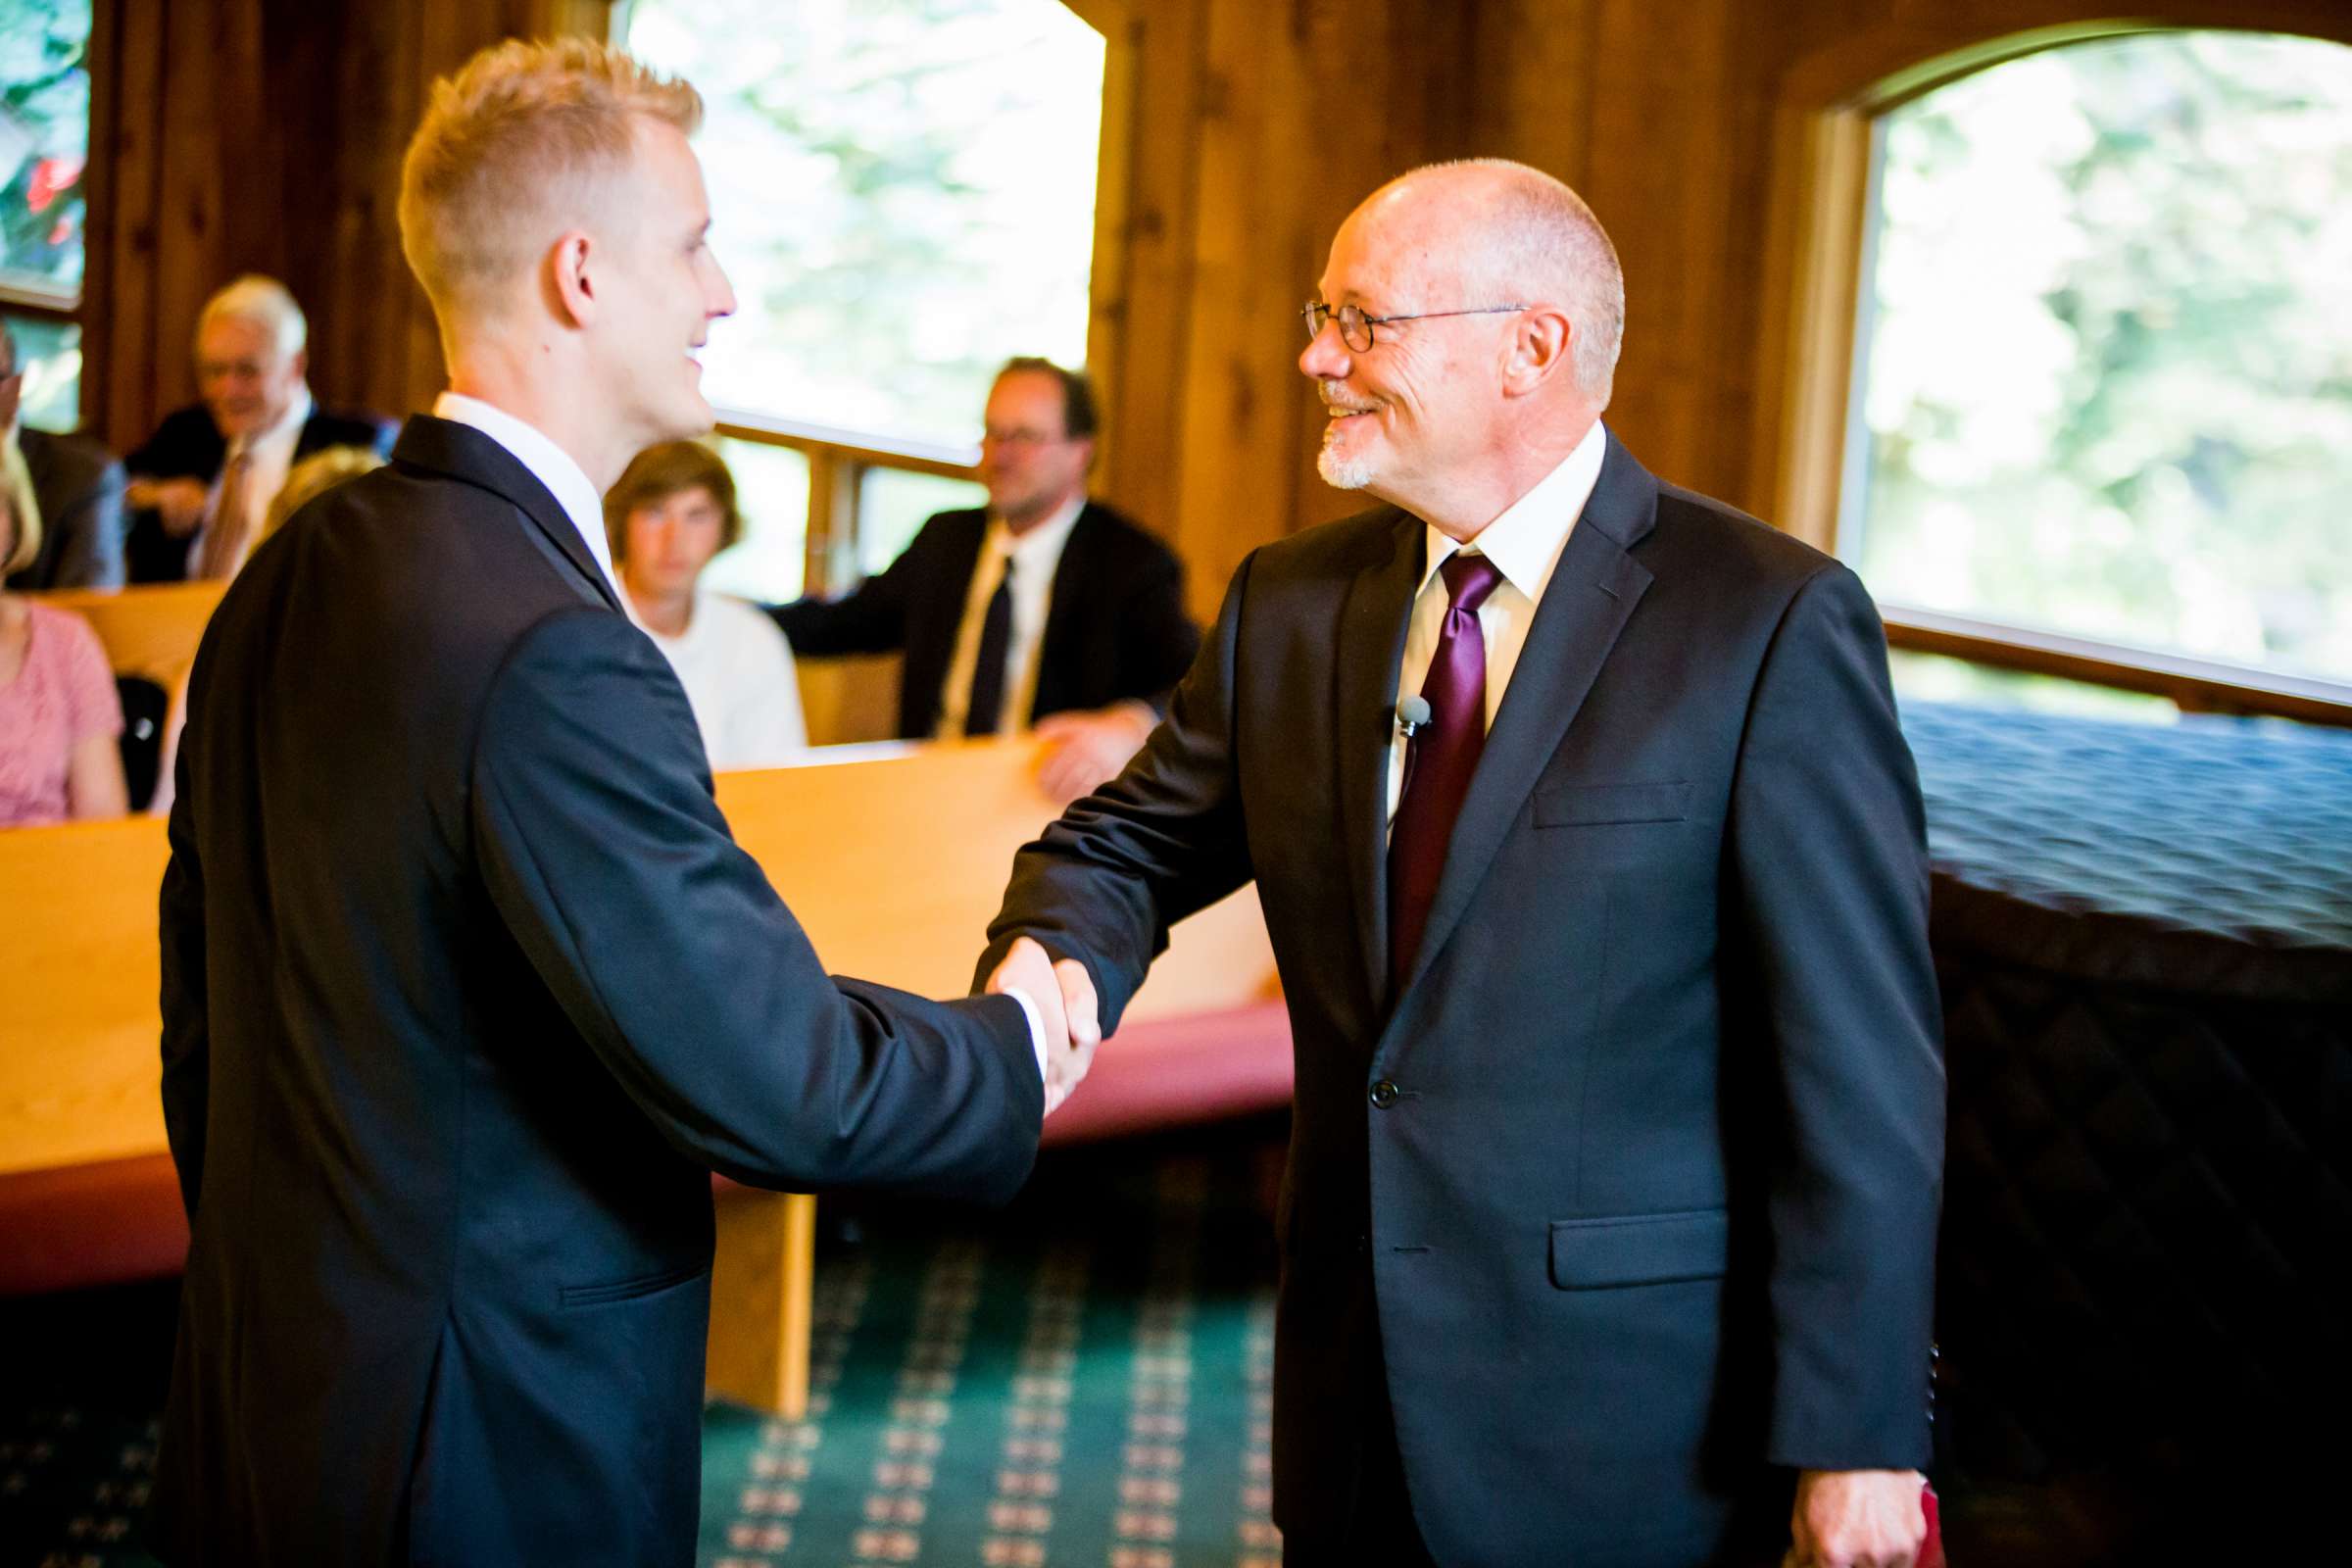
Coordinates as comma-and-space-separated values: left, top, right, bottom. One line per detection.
621, 0, 1106, 599
1843, 30, 2352, 701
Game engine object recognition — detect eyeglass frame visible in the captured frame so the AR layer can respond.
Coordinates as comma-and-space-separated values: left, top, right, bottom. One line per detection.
1299, 299, 1532, 353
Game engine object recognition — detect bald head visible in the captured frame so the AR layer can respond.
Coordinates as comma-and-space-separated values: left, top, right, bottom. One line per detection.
1346, 160, 1624, 407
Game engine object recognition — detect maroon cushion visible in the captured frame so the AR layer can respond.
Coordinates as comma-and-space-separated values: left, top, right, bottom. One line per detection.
1040, 1001, 1294, 1148
0, 1152, 189, 1296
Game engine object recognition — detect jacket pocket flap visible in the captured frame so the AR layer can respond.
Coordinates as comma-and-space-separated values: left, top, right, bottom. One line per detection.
1548, 1208, 1728, 1289
1534, 781, 1691, 826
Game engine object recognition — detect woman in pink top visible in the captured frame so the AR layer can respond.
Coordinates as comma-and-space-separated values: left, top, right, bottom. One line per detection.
1, 487, 128, 826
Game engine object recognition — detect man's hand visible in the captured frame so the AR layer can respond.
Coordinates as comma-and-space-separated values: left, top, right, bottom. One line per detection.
1033, 703, 1155, 808
126, 476, 212, 537
1784, 1469, 1927, 1568
985, 937, 1101, 1115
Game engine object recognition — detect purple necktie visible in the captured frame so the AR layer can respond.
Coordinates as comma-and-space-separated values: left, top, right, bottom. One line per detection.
1388, 551, 1505, 988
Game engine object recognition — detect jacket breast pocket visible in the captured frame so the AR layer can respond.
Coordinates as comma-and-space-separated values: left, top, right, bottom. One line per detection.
1534, 780, 1691, 827
1548, 1208, 1728, 1290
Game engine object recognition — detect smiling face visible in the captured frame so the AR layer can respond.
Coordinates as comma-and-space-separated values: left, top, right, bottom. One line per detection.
196, 315, 305, 443
1299, 186, 1518, 515
591, 118, 737, 451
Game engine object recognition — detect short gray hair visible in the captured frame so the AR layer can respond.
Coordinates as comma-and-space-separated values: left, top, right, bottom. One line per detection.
198, 274, 308, 360
1432, 159, 1625, 408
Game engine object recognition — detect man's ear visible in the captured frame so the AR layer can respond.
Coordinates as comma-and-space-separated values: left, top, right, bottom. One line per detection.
548, 230, 597, 329
288, 347, 309, 385
1501, 307, 1573, 398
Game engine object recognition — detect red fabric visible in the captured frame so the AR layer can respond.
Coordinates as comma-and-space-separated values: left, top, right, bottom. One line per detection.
0, 1152, 188, 1296
1039, 1002, 1294, 1148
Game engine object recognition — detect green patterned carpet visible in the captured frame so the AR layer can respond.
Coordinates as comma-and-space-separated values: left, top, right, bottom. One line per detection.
0, 1124, 1288, 1568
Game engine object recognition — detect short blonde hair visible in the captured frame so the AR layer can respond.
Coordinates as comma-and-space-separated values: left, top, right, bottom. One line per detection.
198, 274, 307, 360
1, 484, 37, 576
398, 37, 702, 325
263, 445, 385, 542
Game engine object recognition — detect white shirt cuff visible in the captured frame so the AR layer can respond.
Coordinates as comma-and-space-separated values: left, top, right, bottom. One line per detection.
1001, 986, 1052, 1082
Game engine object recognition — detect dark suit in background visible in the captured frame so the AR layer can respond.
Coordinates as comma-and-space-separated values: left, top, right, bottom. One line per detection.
155, 416, 1044, 1565
770, 501, 1199, 739
122, 402, 395, 582
5, 426, 126, 590
982, 434, 1944, 1566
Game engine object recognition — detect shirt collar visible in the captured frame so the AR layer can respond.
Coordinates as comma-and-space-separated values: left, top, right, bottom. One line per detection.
1416, 417, 1609, 603
430, 390, 619, 597
992, 492, 1087, 566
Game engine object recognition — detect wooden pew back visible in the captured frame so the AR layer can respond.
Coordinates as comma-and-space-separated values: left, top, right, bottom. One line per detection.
0, 738, 1273, 1179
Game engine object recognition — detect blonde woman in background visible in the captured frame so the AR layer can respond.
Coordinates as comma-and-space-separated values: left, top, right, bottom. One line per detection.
608, 439, 806, 768
0, 485, 126, 825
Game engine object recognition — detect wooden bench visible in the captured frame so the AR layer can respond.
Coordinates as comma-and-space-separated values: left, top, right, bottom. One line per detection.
0, 739, 1286, 1417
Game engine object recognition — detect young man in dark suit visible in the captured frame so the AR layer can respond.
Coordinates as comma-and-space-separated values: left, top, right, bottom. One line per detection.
982, 161, 1943, 1568
120, 274, 395, 582
153, 38, 1093, 1567
770, 357, 1198, 802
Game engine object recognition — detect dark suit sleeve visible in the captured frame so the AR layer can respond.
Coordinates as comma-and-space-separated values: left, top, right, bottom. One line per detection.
470, 606, 1043, 1198
767, 534, 922, 657
53, 452, 127, 590
1111, 535, 1199, 715
1729, 563, 1943, 1472
159, 722, 210, 1222
978, 552, 1256, 1036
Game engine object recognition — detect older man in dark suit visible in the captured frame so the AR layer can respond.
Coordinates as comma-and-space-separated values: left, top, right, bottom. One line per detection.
121, 274, 394, 583
982, 161, 1943, 1568
0, 321, 125, 590
155, 38, 1091, 1567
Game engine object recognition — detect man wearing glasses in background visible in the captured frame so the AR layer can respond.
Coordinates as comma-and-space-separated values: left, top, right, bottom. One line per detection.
768, 357, 1198, 803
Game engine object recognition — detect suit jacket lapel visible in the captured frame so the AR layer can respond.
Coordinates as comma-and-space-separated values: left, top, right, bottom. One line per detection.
1334, 510, 1426, 1014
1396, 435, 1658, 1001
389, 416, 621, 613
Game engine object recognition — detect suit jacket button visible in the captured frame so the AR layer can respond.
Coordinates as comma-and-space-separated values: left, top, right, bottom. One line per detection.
1368, 1079, 1399, 1109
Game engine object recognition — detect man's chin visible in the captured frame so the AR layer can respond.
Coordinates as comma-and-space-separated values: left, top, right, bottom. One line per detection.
1316, 440, 1379, 492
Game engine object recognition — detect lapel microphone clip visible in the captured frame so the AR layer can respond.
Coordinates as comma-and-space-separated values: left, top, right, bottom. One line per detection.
1396, 695, 1432, 739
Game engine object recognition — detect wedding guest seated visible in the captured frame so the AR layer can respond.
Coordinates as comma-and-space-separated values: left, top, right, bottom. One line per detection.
609, 441, 807, 769
2, 319, 127, 591
0, 486, 126, 827
122, 275, 394, 584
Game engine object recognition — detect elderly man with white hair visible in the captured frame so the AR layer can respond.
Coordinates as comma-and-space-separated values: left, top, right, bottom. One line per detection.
122, 273, 392, 581
983, 159, 1945, 1567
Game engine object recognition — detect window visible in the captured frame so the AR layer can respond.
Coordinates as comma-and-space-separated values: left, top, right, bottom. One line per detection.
1844, 31, 2352, 692
622, 0, 1102, 598
0, 0, 91, 428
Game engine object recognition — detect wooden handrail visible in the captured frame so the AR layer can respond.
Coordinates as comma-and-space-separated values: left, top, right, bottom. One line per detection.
712, 406, 979, 482
1883, 603, 2352, 728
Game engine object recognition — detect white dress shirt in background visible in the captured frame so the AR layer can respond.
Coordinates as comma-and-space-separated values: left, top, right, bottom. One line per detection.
187, 384, 312, 578
934, 494, 1086, 739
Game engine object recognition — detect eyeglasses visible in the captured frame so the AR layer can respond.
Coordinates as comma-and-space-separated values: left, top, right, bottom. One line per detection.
1299, 300, 1530, 353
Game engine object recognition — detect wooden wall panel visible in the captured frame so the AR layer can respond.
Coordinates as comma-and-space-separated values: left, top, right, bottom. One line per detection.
83, 0, 611, 457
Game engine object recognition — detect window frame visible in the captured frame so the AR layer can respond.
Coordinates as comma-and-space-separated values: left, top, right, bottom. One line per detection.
612, 0, 1126, 597
1, 0, 96, 431
1759, 15, 2352, 727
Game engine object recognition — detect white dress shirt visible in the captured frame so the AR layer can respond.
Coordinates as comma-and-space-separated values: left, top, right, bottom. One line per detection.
934, 494, 1086, 739
186, 384, 312, 577
431, 391, 622, 602
1387, 419, 1609, 823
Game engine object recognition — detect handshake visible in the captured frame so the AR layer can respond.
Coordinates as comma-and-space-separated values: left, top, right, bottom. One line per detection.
983, 936, 1102, 1115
